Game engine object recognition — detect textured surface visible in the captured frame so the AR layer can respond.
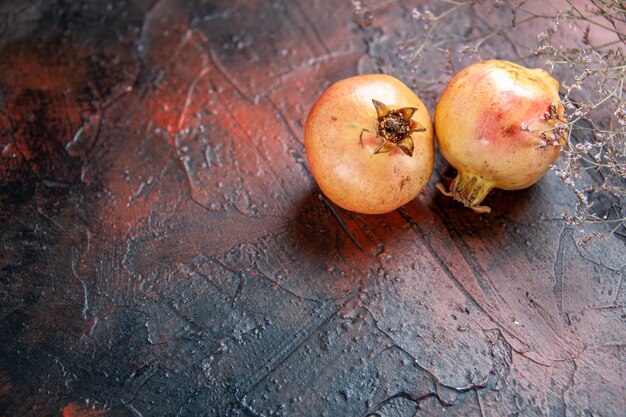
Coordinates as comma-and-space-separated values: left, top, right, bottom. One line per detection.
0, 1, 624, 416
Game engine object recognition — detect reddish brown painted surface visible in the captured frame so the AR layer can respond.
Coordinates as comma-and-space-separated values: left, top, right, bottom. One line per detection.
0, 1, 624, 416
62, 403, 108, 417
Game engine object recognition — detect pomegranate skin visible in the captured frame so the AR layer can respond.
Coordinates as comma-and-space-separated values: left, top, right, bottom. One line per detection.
305, 74, 434, 214
435, 59, 567, 212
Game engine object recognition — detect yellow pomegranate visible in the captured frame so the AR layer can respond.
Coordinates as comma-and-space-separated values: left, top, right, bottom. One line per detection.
305, 74, 434, 214
435, 59, 567, 213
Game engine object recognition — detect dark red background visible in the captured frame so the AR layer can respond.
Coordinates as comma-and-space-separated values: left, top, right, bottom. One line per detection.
1, 1, 624, 416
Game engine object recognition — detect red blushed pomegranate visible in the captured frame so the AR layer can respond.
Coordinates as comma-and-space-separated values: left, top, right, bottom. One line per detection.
435, 59, 567, 213
305, 74, 434, 214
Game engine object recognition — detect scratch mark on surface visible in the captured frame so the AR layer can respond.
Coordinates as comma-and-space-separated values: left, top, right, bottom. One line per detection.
128, 176, 155, 206
553, 226, 572, 323
561, 359, 577, 417
135, 0, 166, 63
265, 95, 313, 180
79, 280, 89, 321
121, 360, 160, 407
361, 392, 436, 417
265, 96, 305, 147
102, 84, 134, 111
319, 194, 365, 253
476, 388, 487, 417
82, 317, 98, 339
36, 205, 64, 230
237, 399, 270, 417
291, 1, 331, 55
190, 265, 226, 294
125, 403, 144, 417
231, 273, 244, 306
206, 43, 252, 103
266, 49, 361, 85
177, 57, 211, 130
366, 342, 404, 361
214, 258, 322, 304
614, 267, 624, 306
249, 264, 325, 303
169, 30, 194, 69
71, 247, 89, 321
574, 245, 624, 273
482, 326, 566, 369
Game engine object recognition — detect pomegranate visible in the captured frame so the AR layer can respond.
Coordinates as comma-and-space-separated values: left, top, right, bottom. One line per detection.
305, 74, 434, 214
435, 59, 567, 213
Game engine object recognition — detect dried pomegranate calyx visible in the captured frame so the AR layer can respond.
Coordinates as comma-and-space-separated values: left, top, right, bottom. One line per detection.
371, 99, 426, 157
436, 170, 494, 213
